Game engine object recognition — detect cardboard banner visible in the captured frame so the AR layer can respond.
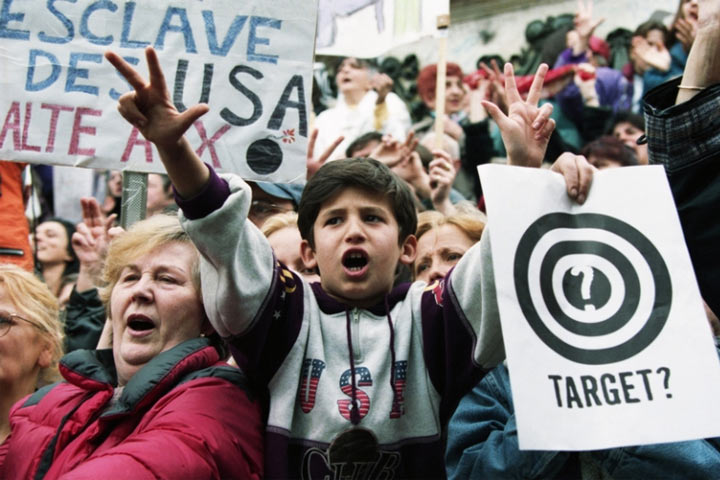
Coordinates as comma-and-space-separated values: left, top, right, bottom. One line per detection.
0, 0, 318, 183
315, 0, 449, 58
479, 164, 720, 451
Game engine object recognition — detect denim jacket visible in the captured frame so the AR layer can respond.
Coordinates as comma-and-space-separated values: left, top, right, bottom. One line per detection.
446, 363, 720, 479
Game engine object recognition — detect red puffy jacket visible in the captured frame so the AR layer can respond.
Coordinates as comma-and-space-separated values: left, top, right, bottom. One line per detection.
0, 338, 263, 479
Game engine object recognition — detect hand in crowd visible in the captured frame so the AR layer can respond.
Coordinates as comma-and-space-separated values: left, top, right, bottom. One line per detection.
392, 151, 431, 200
674, 17, 697, 53
480, 60, 508, 116
371, 72, 394, 104
435, 115, 465, 141
481, 63, 555, 168
573, 0, 604, 53
369, 131, 418, 168
428, 149, 458, 215
631, 36, 672, 72
468, 81, 489, 122
550, 152, 596, 204
306, 128, 344, 180
71, 197, 117, 292
574, 63, 600, 107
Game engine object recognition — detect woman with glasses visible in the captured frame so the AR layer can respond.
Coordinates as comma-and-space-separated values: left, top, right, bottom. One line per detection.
0, 264, 63, 449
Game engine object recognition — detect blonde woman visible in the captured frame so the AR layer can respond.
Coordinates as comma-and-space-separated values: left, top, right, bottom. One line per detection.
413, 210, 485, 284
0, 215, 263, 479
262, 212, 320, 282
0, 264, 63, 448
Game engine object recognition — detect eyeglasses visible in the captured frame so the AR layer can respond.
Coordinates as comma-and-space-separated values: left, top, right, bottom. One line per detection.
249, 200, 293, 223
0, 311, 43, 337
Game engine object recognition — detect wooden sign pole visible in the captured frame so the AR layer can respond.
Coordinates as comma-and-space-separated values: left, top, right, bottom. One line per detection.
433, 14, 451, 150
120, 172, 148, 229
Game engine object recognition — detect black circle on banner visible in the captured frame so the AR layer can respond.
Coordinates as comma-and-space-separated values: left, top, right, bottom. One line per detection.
514, 213, 672, 365
540, 241, 640, 336
246, 139, 283, 175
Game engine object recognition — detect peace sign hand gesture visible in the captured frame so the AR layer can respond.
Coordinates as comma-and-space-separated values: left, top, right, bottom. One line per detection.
105, 47, 210, 198
481, 63, 555, 169
105, 47, 208, 152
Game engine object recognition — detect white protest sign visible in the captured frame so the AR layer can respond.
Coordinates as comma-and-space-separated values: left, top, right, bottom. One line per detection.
316, 0, 449, 58
0, 0, 317, 183
479, 164, 720, 451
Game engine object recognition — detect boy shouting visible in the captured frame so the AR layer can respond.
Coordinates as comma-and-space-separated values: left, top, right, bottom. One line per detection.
106, 48, 592, 478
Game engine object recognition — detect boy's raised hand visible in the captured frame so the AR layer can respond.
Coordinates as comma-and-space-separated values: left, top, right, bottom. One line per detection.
105, 47, 210, 197
105, 47, 208, 151
482, 63, 555, 169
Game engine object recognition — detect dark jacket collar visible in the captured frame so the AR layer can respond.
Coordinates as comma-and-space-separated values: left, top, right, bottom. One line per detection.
310, 282, 412, 316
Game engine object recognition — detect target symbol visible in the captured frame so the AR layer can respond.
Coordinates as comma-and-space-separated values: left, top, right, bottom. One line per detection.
514, 213, 671, 365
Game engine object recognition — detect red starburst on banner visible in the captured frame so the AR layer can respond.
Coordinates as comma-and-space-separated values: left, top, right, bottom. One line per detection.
282, 129, 296, 144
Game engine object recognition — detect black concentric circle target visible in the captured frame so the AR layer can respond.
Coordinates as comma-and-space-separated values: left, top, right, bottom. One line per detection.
514, 213, 671, 365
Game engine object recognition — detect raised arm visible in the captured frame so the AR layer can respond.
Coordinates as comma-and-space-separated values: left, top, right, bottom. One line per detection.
483, 62, 594, 203
676, 0, 720, 104
572, 0, 605, 57
105, 47, 209, 198
482, 63, 555, 168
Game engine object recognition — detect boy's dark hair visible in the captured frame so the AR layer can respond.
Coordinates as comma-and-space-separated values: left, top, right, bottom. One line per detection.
298, 158, 417, 250
345, 131, 383, 158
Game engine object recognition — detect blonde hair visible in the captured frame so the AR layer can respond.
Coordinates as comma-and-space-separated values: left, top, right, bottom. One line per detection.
0, 264, 63, 385
260, 211, 299, 238
415, 210, 485, 244
99, 215, 200, 311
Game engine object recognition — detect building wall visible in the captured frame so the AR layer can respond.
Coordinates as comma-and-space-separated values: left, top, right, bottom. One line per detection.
386, 0, 680, 73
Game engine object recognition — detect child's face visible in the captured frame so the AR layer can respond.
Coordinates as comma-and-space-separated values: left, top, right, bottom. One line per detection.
301, 187, 416, 308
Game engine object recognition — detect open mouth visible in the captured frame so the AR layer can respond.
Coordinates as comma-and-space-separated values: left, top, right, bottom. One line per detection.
343, 251, 369, 272
128, 315, 155, 331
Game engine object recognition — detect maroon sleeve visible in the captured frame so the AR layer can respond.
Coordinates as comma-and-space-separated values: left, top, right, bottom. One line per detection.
420, 278, 490, 424
174, 164, 231, 220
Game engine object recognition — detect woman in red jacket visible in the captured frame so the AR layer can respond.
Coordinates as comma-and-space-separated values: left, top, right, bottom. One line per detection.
0, 214, 264, 480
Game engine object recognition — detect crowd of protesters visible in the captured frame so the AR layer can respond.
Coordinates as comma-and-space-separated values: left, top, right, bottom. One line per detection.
1, 0, 720, 478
